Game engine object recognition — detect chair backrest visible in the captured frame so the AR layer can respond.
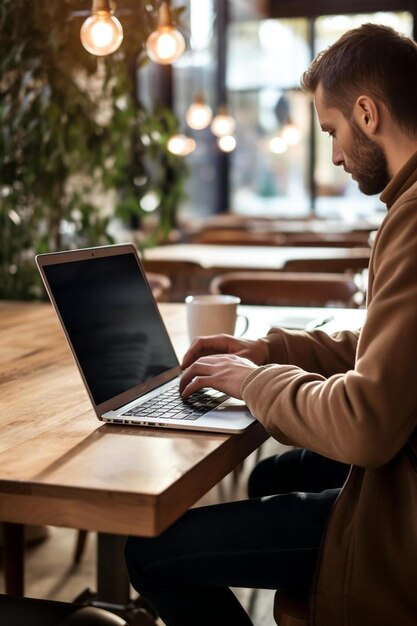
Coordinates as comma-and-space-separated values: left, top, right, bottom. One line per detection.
142, 259, 209, 302
210, 271, 362, 308
145, 271, 172, 302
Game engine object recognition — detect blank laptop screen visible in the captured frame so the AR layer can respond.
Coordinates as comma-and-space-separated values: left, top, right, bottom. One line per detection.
43, 253, 179, 405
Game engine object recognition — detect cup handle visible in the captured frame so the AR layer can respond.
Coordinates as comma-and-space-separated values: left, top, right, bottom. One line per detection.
236, 314, 249, 337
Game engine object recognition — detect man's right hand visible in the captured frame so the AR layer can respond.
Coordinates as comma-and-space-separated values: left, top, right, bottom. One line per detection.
181, 334, 269, 370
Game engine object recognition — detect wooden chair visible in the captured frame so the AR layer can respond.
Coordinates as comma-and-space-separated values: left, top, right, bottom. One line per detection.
210, 271, 362, 308
273, 591, 308, 626
145, 271, 172, 302
142, 259, 209, 302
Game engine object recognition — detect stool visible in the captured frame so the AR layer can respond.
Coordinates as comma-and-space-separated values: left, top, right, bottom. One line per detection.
273, 590, 308, 626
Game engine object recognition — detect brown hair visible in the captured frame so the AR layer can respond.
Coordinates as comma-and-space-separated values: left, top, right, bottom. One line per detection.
301, 23, 417, 136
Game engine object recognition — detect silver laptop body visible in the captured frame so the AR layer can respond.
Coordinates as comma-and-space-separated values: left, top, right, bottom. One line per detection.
36, 243, 255, 434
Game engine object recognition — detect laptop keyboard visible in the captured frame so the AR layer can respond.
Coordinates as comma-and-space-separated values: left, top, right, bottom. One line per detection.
122, 386, 228, 421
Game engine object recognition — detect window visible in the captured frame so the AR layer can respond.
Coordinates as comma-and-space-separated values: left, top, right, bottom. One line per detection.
228, 8, 413, 220
227, 18, 311, 217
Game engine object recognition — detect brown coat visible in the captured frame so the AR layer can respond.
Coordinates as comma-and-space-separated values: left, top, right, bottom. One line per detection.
242, 150, 417, 625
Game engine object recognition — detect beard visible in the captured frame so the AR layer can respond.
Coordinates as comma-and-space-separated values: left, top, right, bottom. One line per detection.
349, 121, 390, 195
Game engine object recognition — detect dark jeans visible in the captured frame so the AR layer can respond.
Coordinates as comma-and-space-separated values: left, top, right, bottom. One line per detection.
124, 449, 350, 626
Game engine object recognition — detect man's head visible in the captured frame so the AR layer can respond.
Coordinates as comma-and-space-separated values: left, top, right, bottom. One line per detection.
301, 24, 417, 194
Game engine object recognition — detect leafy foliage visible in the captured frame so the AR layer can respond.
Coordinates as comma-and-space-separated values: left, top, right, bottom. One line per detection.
0, 0, 187, 299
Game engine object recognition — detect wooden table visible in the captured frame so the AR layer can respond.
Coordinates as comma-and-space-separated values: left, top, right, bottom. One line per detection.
144, 243, 371, 271
0, 300, 268, 617
0, 301, 267, 536
0, 300, 365, 621
182, 216, 380, 247
250, 218, 380, 235
182, 213, 382, 234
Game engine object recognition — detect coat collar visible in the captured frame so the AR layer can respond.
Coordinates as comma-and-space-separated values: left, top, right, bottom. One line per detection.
380, 149, 417, 209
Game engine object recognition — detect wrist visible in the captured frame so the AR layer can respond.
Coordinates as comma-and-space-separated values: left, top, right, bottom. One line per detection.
254, 338, 270, 365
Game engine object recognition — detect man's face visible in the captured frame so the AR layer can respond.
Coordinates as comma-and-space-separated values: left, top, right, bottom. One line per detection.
314, 85, 390, 195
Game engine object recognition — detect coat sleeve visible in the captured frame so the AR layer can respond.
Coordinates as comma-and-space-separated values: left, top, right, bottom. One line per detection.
262, 326, 359, 377
242, 199, 417, 468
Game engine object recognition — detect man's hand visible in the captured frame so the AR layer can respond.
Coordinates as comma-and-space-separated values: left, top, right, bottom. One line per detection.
179, 353, 259, 399
181, 334, 268, 370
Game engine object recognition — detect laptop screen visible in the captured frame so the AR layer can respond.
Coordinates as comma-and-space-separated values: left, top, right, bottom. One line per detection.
42, 252, 179, 406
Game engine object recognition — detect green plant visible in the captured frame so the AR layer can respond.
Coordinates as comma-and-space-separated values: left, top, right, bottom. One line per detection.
0, 0, 187, 299
117, 100, 189, 249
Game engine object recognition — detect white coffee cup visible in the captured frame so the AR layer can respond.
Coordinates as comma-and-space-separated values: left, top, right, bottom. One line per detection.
185, 294, 249, 342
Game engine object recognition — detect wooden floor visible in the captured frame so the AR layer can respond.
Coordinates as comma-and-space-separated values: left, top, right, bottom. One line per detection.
0, 439, 287, 626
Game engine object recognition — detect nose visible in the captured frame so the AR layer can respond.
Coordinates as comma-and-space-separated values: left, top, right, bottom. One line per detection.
332, 139, 344, 167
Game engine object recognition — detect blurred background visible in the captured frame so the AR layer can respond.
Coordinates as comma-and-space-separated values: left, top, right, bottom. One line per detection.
1, 0, 414, 302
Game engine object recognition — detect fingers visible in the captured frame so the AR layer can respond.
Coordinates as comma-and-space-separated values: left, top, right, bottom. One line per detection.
179, 353, 256, 399
181, 336, 269, 370
181, 375, 212, 398
181, 334, 235, 369
179, 359, 216, 396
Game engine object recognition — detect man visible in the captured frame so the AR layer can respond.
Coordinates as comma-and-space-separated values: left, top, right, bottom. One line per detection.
125, 24, 417, 625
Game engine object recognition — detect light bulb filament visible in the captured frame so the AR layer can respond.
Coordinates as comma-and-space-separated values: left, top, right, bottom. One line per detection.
90, 18, 114, 48
156, 31, 177, 59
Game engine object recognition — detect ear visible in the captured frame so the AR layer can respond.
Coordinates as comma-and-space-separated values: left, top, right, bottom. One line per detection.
352, 95, 379, 135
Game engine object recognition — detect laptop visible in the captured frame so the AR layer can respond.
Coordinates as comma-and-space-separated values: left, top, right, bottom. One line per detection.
36, 243, 255, 434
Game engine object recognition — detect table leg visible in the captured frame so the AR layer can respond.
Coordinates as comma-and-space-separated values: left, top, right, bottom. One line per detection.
2, 522, 25, 596
97, 533, 130, 605
93, 533, 158, 625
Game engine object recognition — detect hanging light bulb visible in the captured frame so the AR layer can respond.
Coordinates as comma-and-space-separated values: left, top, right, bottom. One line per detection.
146, 0, 186, 65
269, 136, 288, 154
167, 134, 196, 156
185, 93, 212, 130
210, 105, 236, 137
282, 122, 301, 145
217, 135, 236, 153
80, 0, 123, 56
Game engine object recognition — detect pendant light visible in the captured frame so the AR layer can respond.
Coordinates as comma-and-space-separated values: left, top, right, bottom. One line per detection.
217, 135, 236, 153
269, 136, 288, 154
167, 133, 196, 156
80, 0, 123, 57
146, 1, 186, 65
210, 105, 236, 137
185, 93, 212, 130
282, 122, 301, 146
